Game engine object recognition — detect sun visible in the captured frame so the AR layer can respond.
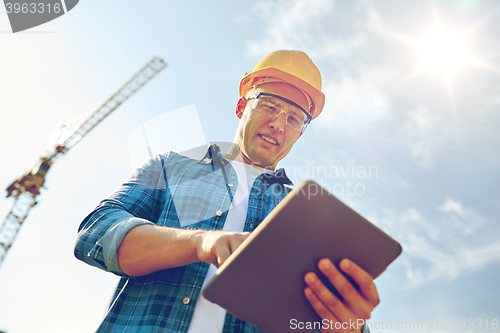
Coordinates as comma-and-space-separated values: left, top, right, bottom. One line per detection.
416, 27, 472, 77
386, 9, 495, 92
379, 5, 500, 111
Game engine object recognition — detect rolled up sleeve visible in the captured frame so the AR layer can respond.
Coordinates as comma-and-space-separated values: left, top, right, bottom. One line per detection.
74, 155, 166, 277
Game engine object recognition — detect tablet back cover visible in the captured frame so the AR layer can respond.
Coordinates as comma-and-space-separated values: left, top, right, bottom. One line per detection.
203, 180, 402, 333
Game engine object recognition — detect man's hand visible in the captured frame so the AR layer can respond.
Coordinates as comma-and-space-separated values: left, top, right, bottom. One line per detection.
195, 231, 251, 268
304, 258, 379, 333
118, 225, 250, 276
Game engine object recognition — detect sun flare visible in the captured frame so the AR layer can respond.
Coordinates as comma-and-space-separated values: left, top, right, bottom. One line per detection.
416, 27, 472, 77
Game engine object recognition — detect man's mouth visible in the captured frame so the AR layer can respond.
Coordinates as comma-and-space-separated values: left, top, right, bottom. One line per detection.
259, 134, 278, 145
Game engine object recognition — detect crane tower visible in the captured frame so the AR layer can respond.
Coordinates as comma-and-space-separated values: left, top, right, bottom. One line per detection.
0, 57, 167, 268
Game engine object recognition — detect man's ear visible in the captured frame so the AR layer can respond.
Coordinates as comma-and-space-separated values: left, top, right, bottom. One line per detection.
236, 97, 246, 119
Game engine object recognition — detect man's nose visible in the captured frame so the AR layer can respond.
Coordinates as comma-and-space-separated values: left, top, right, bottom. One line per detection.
268, 111, 287, 132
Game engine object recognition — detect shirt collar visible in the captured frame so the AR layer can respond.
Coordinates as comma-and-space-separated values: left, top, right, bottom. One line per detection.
199, 143, 293, 186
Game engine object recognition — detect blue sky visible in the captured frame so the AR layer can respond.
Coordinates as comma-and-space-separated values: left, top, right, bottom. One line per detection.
0, 1, 499, 332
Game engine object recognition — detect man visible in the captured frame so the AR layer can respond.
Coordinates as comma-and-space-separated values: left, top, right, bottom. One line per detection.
75, 50, 379, 332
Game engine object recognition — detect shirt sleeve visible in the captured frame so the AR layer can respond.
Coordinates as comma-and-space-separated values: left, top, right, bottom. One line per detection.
74, 155, 167, 277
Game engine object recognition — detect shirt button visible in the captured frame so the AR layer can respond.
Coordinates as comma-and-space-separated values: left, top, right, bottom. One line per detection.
216, 210, 223, 217
221, 161, 226, 166
228, 183, 234, 188
183, 297, 190, 305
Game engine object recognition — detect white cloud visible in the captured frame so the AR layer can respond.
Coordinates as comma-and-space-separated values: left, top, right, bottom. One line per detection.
360, 0, 386, 34
370, 197, 497, 287
247, 0, 335, 56
438, 197, 484, 235
247, 0, 370, 62
320, 76, 391, 130
396, 104, 459, 168
438, 197, 464, 216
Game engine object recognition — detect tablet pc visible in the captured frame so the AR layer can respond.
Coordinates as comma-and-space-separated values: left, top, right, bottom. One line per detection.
202, 180, 402, 333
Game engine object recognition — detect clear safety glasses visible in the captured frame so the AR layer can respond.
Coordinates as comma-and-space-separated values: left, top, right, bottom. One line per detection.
247, 92, 312, 133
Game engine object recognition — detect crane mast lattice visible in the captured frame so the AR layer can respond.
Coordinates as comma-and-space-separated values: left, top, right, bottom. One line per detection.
0, 57, 167, 268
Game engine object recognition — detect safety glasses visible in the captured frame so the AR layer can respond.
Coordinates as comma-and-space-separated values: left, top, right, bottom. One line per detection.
247, 92, 312, 133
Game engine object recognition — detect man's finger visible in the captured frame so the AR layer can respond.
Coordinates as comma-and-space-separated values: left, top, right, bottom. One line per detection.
339, 259, 380, 307
228, 232, 250, 253
314, 259, 372, 320
304, 271, 354, 322
317, 259, 365, 302
303, 286, 341, 330
216, 232, 249, 267
216, 246, 231, 267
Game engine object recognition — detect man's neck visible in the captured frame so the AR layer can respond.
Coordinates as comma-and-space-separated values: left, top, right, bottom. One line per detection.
239, 152, 275, 171
224, 144, 275, 171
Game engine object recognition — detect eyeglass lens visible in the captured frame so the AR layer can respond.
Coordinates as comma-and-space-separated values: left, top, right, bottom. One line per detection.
253, 97, 307, 131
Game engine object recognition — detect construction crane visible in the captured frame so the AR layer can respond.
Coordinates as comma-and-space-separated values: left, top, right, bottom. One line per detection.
0, 57, 167, 268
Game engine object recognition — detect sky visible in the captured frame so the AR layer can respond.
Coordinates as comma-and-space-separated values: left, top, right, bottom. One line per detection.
0, 0, 499, 332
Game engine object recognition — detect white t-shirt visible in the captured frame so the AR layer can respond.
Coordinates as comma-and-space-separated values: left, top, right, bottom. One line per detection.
187, 161, 269, 333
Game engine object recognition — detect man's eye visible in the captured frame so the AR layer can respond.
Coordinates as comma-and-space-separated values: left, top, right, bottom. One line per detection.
261, 103, 277, 112
288, 116, 300, 125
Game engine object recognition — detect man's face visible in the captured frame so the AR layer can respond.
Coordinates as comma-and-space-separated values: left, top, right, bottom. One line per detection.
234, 82, 309, 170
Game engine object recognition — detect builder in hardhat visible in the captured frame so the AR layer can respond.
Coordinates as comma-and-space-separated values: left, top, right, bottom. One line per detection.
75, 50, 377, 332
232, 50, 325, 170
232, 50, 378, 331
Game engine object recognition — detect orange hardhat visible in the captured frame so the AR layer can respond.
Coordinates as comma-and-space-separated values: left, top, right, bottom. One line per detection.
239, 50, 325, 119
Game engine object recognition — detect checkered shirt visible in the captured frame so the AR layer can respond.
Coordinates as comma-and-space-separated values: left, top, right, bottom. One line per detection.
74, 145, 293, 333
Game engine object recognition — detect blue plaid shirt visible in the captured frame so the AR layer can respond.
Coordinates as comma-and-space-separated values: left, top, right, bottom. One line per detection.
75, 145, 293, 332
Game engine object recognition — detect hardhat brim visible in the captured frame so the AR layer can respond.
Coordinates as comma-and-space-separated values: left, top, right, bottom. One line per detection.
239, 67, 325, 119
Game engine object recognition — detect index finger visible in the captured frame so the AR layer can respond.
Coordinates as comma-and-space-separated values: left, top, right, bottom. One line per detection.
339, 259, 379, 306
217, 232, 251, 267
